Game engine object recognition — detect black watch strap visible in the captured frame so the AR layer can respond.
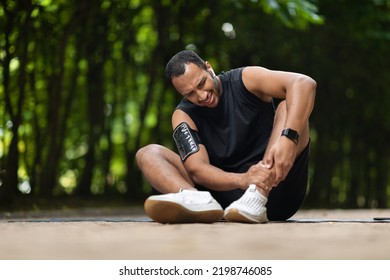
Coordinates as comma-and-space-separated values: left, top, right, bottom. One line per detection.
281, 128, 299, 144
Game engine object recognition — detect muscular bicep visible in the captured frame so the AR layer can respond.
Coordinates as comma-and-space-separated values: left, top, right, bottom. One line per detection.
242, 66, 307, 101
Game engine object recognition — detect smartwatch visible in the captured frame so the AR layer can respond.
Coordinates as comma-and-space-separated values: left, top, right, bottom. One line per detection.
281, 128, 299, 144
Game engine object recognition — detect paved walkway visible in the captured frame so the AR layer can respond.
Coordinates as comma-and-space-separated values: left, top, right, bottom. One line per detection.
1, 208, 389, 260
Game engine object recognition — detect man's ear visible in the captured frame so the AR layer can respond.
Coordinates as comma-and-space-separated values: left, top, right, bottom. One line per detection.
205, 61, 216, 76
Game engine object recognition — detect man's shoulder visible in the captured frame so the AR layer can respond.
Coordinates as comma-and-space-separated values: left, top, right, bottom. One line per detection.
176, 98, 195, 110
175, 99, 199, 119
219, 67, 244, 81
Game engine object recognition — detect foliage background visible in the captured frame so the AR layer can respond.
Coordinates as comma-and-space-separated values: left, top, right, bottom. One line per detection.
1, 0, 390, 210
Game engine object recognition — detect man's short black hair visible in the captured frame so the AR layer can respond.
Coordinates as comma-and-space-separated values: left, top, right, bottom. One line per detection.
165, 50, 207, 81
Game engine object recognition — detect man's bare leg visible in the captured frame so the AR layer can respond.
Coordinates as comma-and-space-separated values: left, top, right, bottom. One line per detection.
136, 144, 224, 223
136, 144, 196, 194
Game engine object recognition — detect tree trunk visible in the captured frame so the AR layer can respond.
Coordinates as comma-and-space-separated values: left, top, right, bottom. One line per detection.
77, 3, 108, 197
1, 0, 32, 200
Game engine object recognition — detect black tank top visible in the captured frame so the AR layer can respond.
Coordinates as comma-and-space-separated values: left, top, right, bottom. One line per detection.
176, 67, 275, 173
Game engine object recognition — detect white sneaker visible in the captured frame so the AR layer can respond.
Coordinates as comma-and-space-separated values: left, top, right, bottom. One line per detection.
144, 189, 224, 224
224, 184, 268, 223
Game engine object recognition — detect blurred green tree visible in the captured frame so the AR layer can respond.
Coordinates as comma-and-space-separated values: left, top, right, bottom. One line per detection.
1, 0, 389, 210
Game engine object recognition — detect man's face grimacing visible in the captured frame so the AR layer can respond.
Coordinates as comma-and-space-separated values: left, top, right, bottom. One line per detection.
172, 62, 221, 108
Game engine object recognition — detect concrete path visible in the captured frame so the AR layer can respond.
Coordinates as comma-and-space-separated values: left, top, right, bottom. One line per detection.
1, 208, 389, 260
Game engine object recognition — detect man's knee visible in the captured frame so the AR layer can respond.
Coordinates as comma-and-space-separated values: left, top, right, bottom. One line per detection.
136, 144, 164, 168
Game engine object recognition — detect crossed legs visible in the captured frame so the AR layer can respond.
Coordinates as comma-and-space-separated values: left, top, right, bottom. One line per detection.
135, 101, 309, 223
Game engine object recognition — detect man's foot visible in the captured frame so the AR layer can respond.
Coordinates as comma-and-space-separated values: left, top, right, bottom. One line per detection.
144, 189, 224, 224
224, 184, 268, 223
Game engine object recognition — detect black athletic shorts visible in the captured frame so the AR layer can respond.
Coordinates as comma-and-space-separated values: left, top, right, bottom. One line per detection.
197, 143, 310, 221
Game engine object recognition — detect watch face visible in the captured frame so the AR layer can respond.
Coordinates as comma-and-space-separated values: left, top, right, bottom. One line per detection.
289, 129, 298, 138
282, 128, 299, 143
